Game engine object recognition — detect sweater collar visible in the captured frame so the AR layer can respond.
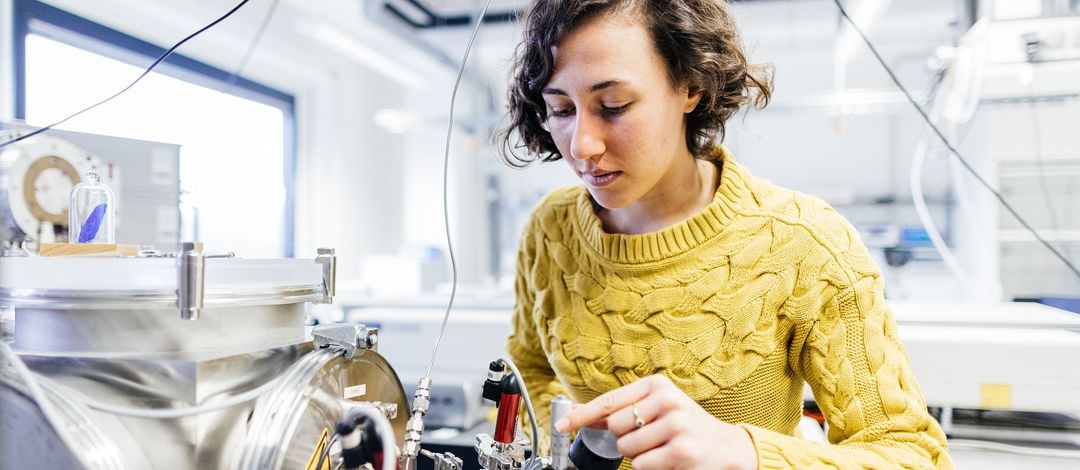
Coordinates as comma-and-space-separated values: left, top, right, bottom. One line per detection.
574, 146, 751, 265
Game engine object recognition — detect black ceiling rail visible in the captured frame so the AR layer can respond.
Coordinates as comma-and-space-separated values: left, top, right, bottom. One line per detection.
381, 0, 814, 30
383, 0, 521, 29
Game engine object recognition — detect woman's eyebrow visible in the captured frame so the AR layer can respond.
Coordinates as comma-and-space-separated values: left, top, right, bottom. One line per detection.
542, 80, 627, 96
588, 80, 625, 92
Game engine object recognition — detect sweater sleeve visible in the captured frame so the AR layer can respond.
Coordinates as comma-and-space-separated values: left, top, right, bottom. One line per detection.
740, 221, 952, 468
506, 216, 568, 455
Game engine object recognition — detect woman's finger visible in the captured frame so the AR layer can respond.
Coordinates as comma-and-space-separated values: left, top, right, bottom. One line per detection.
556, 378, 657, 433
626, 444, 676, 470
605, 395, 664, 436
585, 417, 609, 430
615, 414, 680, 459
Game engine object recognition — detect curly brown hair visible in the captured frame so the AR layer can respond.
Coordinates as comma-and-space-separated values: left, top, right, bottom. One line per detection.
498, 0, 773, 167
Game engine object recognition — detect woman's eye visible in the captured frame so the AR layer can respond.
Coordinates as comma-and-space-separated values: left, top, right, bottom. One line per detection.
549, 108, 574, 118
602, 104, 629, 116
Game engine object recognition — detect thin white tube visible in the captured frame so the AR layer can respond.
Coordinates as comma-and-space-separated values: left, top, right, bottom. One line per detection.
498, 356, 540, 464
0, 340, 119, 469
912, 133, 988, 299
79, 376, 280, 419
425, 0, 495, 380
910, 82, 992, 301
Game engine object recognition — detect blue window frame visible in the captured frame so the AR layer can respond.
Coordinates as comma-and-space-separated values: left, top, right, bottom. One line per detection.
11, 0, 297, 256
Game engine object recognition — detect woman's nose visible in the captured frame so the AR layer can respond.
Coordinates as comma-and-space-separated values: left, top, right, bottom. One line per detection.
569, 113, 605, 161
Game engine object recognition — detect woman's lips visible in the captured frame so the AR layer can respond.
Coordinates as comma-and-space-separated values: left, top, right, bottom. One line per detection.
582, 171, 622, 187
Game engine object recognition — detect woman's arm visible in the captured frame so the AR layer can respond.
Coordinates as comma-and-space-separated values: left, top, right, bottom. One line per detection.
739, 212, 952, 469
741, 272, 952, 469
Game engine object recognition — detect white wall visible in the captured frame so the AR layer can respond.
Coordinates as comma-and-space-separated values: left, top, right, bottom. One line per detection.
396, 72, 501, 290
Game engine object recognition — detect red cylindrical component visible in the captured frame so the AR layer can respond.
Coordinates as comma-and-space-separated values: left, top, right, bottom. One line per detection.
494, 392, 522, 444
373, 452, 392, 470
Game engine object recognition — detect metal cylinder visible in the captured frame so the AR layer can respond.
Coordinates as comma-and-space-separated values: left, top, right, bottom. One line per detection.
177, 242, 205, 321
550, 395, 572, 470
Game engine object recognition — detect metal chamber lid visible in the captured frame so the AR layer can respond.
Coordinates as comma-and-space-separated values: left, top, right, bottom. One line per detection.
0, 257, 326, 309
235, 346, 409, 470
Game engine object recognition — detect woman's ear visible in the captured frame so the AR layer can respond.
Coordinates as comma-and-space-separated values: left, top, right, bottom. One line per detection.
684, 86, 703, 113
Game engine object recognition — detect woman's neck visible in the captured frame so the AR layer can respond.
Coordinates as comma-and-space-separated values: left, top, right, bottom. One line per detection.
599, 157, 720, 235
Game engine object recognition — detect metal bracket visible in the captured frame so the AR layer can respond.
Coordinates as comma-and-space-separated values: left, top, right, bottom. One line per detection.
312, 323, 378, 358
177, 242, 205, 320
475, 434, 524, 470
421, 449, 463, 470
315, 247, 337, 304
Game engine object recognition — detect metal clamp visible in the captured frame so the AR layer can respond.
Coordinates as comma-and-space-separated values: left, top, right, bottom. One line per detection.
316, 247, 337, 304
312, 323, 378, 359
177, 242, 205, 320
475, 434, 525, 470
422, 449, 463, 470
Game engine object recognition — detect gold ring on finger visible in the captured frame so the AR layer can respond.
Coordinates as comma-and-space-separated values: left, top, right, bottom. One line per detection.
632, 404, 645, 428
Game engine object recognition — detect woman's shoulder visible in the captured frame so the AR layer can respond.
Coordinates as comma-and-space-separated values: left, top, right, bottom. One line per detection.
740, 173, 874, 273
743, 173, 837, 225
716, 149, 842, 229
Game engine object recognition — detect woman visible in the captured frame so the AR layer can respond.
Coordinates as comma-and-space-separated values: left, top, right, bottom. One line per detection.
500, 1, 951, 469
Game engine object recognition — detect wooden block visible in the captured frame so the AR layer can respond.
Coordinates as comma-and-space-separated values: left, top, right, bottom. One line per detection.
39, 243, 140, 257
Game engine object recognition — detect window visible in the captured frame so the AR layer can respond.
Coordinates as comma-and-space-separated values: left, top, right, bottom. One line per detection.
13, 0, 296, 257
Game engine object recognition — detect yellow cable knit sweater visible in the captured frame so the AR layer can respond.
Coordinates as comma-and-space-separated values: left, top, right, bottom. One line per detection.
507, 147, 952, 469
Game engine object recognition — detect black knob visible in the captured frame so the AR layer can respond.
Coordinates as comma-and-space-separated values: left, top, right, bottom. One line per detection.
569, 428, 622, 470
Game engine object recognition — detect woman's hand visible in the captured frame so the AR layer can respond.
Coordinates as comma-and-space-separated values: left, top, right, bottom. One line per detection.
555, 374, 759, 470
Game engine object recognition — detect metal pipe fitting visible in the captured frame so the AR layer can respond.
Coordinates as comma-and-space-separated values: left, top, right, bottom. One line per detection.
401, 377, 434, 470
177, 242, 205, 320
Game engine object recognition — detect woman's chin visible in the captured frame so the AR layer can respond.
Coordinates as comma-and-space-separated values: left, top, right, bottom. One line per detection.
586, 187, 632, 210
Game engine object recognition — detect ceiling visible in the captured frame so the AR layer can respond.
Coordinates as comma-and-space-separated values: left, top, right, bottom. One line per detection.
380, 0, 962, 87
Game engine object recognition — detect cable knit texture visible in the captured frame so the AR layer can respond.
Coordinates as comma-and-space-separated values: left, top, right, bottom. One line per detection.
507, 147, 952, 469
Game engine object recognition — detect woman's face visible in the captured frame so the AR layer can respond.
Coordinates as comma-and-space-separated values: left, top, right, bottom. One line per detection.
541, 12, 701, 209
